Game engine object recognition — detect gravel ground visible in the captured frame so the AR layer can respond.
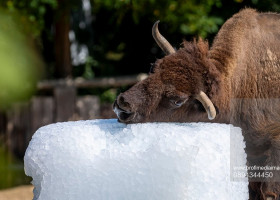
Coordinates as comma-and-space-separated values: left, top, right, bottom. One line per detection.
0, 185, 33, 200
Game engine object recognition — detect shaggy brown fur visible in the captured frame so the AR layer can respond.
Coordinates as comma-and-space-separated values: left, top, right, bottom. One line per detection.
114, 8, 280, 200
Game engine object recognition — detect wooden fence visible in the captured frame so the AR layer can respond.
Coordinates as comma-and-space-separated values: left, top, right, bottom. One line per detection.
0, 74, 147, 158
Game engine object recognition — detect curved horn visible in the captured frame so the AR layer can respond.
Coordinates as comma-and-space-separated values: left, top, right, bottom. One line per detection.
195, 91, 216, 120
152, 20, 176, 55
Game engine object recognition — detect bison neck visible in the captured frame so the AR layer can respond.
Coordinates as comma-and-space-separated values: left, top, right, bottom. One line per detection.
208, 8, 280, 135
208, 9, 257, 77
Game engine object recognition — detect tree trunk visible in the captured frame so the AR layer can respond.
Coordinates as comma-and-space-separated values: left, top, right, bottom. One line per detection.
54, 0, 71, 78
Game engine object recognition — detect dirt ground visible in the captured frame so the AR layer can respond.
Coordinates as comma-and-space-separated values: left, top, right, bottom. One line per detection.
0, 185, 33, 200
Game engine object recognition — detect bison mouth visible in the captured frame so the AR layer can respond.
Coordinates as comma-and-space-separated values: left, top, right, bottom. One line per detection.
113, 100, 136, 123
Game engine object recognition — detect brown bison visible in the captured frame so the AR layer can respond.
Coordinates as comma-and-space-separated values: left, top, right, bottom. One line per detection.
113, 8, 280, 200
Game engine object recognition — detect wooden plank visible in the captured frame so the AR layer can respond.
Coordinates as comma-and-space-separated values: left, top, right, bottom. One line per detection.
30, 97, 54, 135
4, 97, 54, 158
20, 103, 31, 156
37, 74, 148, 90
76, 96, 100, 120
54, 86, 76, 122
6, 102, 30, 158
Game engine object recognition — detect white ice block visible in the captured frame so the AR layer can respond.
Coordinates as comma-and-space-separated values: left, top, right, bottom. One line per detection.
24, 119, 248, 200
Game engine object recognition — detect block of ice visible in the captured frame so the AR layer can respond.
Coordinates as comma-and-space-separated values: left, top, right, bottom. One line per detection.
24, 119, 248, 200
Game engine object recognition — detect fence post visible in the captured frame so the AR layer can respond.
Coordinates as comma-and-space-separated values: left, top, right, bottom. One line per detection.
76, 96, 100, 120
54, 86, 76, 122
30, 97, 54, 135
6, 103, 30, 157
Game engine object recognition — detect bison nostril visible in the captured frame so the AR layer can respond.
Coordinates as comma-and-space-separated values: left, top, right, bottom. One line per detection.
118, 111, 134, 122
117, 94, 131, 112
113, 100, 135, 123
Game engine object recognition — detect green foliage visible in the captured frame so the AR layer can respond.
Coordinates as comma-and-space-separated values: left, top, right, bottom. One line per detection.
0, 0, 57, 38
0, 11, 43, 110
100, 89, 117, 103
92, 0, 224, 37
250, 0, 280, 12
0, 144, 31, 189
82, 56, 98, 79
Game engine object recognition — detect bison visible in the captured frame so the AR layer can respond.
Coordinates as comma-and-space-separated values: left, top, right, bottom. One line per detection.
113, 8, 280, 200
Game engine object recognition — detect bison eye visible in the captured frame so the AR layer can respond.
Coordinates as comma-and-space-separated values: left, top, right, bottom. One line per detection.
170, 98, 188, 108
174, 100, 184, 107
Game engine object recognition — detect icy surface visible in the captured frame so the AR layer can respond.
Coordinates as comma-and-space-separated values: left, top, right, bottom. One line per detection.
24, 119, 248, 200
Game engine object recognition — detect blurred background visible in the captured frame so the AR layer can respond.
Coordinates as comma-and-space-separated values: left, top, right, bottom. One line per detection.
0, 0, 280, 198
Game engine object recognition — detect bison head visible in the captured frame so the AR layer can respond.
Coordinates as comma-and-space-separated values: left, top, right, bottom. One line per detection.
114, 21, 220, 123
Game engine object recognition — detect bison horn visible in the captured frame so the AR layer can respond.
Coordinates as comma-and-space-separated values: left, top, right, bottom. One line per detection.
195, 91, 216, 120
152, 20, 176, 55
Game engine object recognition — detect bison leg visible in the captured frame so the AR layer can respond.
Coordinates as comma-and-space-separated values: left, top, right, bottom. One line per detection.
260, 143, 280, 200
262, 123, 280, 200
245, 122, 280, 200
259, 123, 280, 200
261, 182, 280, 200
